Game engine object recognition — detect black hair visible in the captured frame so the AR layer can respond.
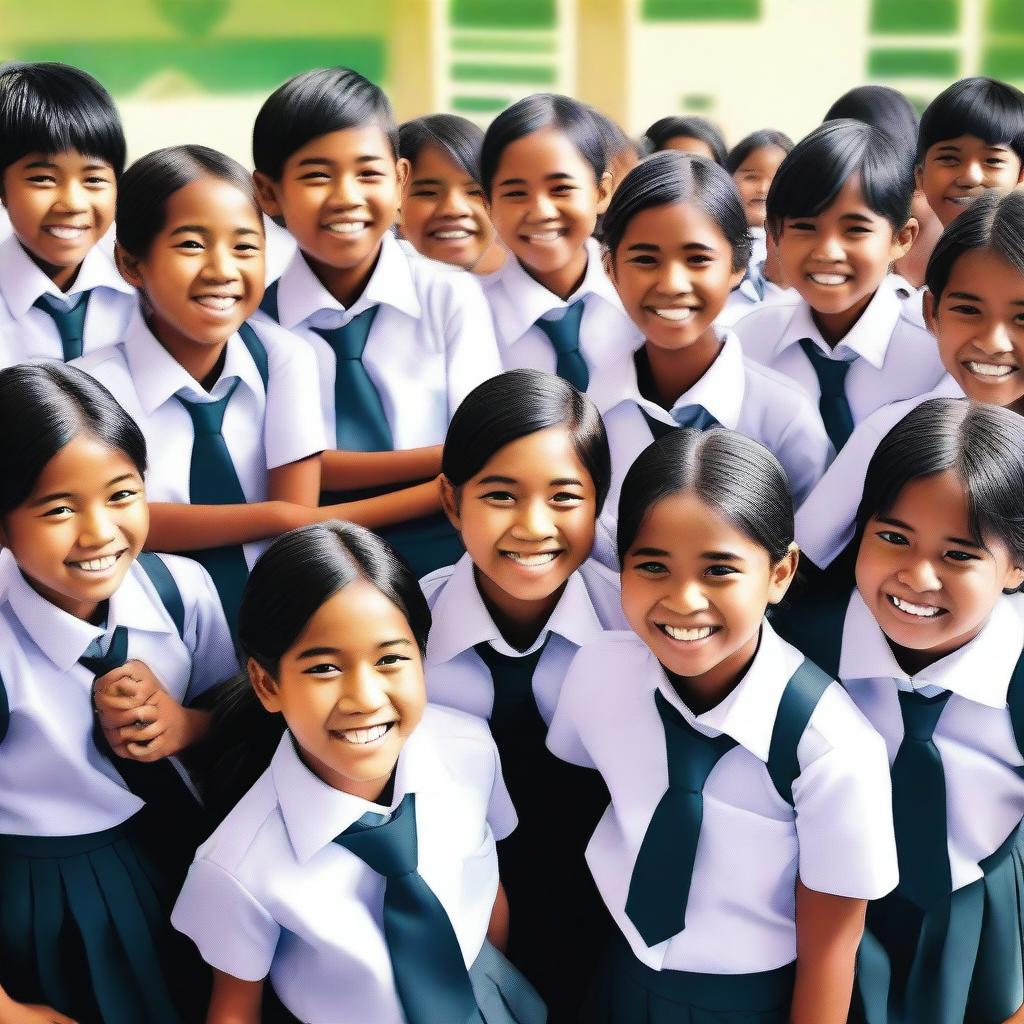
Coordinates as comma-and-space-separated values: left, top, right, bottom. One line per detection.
917, 76, 1024, 165
398, 113, 484, 182
925, 188, 1024, 299
766, 118, 913, 239
617, 428, 794, 565
116, 144, 261, 260
208, 521, 431, 819
824, 85, 918, 176
0, 61, 126, 177
603, 150, 751, 272
480, 93, 606, 196
253, 67, 398, 180
588, 106, 642, 165
725, 129, 794, 175
0, 362, 147, 517
442, 369, 611, 514
642, 116, 728, 167
856, 399, 1024, 579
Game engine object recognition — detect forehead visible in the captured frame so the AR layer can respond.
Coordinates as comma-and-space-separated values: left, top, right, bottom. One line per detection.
410, 142, 473, 182
945, 246, 1024, 299
495, 126, 593, 178
929, 133, 1013, 154
163, 175, 263, 227
29, 435, 140, 494
875, 470, 970, 529
473, 425, 591, 484
621, 200, 731, 248
797, 173, 881, 219
736, 145, 787, 172
11, 149, 114, 171
287, 125, 395, 166
631, 490, 764, 555
291, 578, 414, 649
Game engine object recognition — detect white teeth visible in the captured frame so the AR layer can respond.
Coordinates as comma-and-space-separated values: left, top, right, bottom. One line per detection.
45, 225, 88, 239
503, 551, 559, 566
527, 230, 561, 242
662, 624, 714, 641
809, 273, 848, 286
948, 195, 977, 206
194, 295, 238, 310
339, 723, 391, 745
433, 230, 471, 240
966, 361, 1015, 378
326, 221, 367, 234
889, 595, 943, 618
651, 307, 695, 322
71, 554, 117, 572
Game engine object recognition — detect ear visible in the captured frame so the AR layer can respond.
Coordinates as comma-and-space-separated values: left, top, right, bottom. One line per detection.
114, 242, 145, 290
1004, 563, 1024, 593
767, 542, 800, 605
604, 244, 616, 282
922, 287, 939, 336
248, 657, 282, 713
439, 474, 463, 532
395, 156, 411, 192
728, 263, 747, 291
914, 163, 924, 193
891, 217, 919, 262
253, 171, 283, 219
595, 170, 614, 215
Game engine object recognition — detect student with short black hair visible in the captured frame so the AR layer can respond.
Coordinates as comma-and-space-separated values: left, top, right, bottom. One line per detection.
0, 61, 136, 366
642, 114, 728, 166
252, 67, 501, 578
481, 93, 642, 395
735, 119, 947, 452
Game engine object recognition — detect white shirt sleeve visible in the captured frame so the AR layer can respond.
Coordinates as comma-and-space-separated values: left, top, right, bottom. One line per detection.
772, 396, 834, 508
439, 274, 503, 419
172, 857, 280, 982
546, 646, 598, 769
487, 739, 518, 842
262, 327, 327, 469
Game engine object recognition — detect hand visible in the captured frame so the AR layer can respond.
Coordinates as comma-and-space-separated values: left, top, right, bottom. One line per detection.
93, 660, 204, 760
0, 998, 77, 1024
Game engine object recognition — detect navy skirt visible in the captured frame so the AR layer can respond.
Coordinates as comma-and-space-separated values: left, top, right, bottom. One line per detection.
852, 820, 1024, 1024
582, 933, 795, 1024
0, 812, 207, 1024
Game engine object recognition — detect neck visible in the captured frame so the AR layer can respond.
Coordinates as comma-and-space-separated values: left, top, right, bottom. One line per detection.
521, 247, 589, 302
811, 288, 876, 348
474, 565, 563, 652
21, 241, 81, 292
20, 569, 101, 623
303, 240, 383, 309
146, 313, 228, 392
886, 622, 987, 677
664, 625, 760, 715
472, 241, 506, 276
642, 331, 722, 410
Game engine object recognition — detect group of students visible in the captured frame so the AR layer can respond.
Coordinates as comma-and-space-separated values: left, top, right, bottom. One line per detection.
0, 55, 1023, 1024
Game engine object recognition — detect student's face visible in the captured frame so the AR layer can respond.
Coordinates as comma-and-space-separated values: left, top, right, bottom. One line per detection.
441, 426, 598, 612
661, 136, 716, 161
255, 126, 407, 281
118, 176, 264, 351
620, 491, 797, 692
732, 145, 788, 229
917, 134, 1024, 227
1, 149, 116, 289
254, 578, 426, 802
924, 248, 1024, 413
488, 127, 611, 293
0, 435, 147, 621
400, 143, 496, 271
855, 470, 1024, 668
778, 175, 915, 320
610, 201, 744, 352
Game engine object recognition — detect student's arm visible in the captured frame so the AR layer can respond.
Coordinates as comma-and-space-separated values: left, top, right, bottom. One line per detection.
487, 881, 510, 953
320, 445, 443, 492
267, 453, 321, 507
0, 984, 78, 1024
790, 879, 866, 1024
206, 970, 263, 1024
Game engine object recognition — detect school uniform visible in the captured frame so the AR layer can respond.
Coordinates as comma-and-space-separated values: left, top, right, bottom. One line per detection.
547, 621, 897, 1021
483, 237, 643, 393
716, 260, 795, 328
422, 553, 624, 1021
75, 309, 325, 628
734, 280, 947, 452
259, 232, 501, 577
172, 706, 545, 1024
832, 591, 1024, 1024
887, 271, 927, 327
0, 233, 136, 366
588, 331, 833, 569
0, 550, 237, 1024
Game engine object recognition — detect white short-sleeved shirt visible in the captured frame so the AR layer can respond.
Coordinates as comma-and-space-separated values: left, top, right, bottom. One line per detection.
262, 232, 501, 450
547, 621, 897, 974
588, 331, 833, 569
0, 234, 137, 366
839, 590, 1024, 892
421, 553, 627, 725
716, 265, 795, 329
794, 377, 963, 568
75, 309, 326, 569
734, 281, 947, 427
172, 707, 517, 1024
887, 272, 927, 327
0, 550, 237, 837
482, 237, 643, 388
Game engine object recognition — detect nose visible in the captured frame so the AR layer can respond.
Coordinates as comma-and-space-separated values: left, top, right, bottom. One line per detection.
666, 578, 710, 615
203, 242, 238, 282
897, 558, 942, 593
811, 231, 845, 262
54, 177, 88, 214
959, 161, 984, 187
658, 259, 693, 296
977, 319, 1014, 355
341, 663, 389, 714
438, 187, 473, 218
528, 193, 558, 221
331, 172, 363, 209
511, 496, 556, 540
79, 504, 117, 548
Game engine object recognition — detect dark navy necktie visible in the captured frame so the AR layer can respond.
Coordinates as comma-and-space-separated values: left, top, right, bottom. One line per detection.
312, 306, 394, 452
625, 689, 737, 946
798, 339, 855, 451
33, 292, 90, 361
334, 793, 478, 1024
534, 300, 589, 392
640, 403, 719, 442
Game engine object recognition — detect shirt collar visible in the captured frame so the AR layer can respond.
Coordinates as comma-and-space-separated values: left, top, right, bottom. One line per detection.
425, 553, 606, 664
275, 232, 421, 330
654, 619, 798, 762
839, 589, 1023, 709
0, 235, 133, 318
122, 306, 265, 414
774, 283, 902, 369
272, 722, 450, 864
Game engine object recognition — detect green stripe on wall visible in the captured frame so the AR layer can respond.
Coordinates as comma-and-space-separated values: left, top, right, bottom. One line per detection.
451, 0, 556, 29
451, 96, 509, 114
870, 0, 957, 34
868, 47, 959, 78
642, 0, 759, 21
981, 45, 1024, 82
451, 62, 556, 85
451, 35, 556, 54
989, 0, 1024, 33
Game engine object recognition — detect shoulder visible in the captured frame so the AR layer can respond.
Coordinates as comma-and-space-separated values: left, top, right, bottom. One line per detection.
742, 356, 817, 404
802, 677, 888, 765
566, 630, 649, 689
733, 297, 801, 341
419, 562, 457, 605
73, 343, 130, 378
242, 315, 315, 362
195, 768, 282, 875
578, 560, 628, 629
420, 704, 501, 775
136, 552, 217, 611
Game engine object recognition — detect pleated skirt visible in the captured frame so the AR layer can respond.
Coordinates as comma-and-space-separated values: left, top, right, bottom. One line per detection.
0, 812, 206, 1024
470, 939, 548, 1024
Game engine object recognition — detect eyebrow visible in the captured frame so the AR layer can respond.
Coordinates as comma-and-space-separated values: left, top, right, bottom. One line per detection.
497, 171, 577, 187
169, 225, 262, 237
839, 212, 875, 223
631, 546, 670, 557
877, 515, 985, 549
297, 638, 412, 659
297, 154, 385, 167
702, 550, 742, 561
948, 290, 1024, 307
30, 472, 139, 508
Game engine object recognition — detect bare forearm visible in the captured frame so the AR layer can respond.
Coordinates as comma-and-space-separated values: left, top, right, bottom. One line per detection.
145, 502, 295, 551
317, 479, 442, 530
321, 446, 443, 491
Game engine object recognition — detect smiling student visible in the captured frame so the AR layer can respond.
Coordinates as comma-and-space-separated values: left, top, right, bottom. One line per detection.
253, 68, 501, 577
0, 62, 136, 367
735, 119, 947, 452
173, 522, 545, 1024
481, 93, 643, 393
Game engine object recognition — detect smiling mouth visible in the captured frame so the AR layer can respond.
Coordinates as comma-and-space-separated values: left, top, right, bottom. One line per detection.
807, 272, 850, 286
648, 306, 698, 322
656, 623, 719, 642
963, 360, 1017, 379
43, 225, 90, 240
521, 229, 565, 243
886, 594, 946, 619
324, 221, 371, 236
501, 550, 562, 566
66, 550, 125, 573
430, 228, 475, 240
193, 295, 241, 311
946, 194, 979, 207
331, 722, 396, 745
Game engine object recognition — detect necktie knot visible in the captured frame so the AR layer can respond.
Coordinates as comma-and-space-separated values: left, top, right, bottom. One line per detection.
898, 689, 951, 742
315, 306, 380, 361
33, 292, 90, 361
176, 382, 238, 436
798, 339, 852, 397
334, 792, 419, 878
79, 624, 128, 678
671, 403, 719, 431
656, 689, 738, 791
